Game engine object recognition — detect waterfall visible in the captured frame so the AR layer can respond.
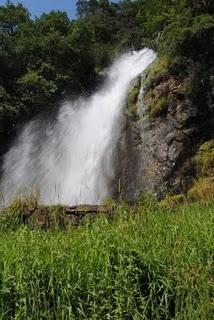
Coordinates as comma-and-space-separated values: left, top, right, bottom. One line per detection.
0, 49, 156, 205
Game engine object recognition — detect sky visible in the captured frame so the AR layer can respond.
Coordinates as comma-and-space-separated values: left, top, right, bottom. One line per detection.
0, 0, 119, 20
0, 0, 82, 19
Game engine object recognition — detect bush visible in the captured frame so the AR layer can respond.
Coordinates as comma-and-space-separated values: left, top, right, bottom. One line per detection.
159, 14, 214, 62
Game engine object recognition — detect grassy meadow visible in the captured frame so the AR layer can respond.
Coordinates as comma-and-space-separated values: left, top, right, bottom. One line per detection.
0, 198, 213, 320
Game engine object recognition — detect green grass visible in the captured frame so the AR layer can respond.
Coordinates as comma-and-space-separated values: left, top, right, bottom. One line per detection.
0, 200, 213, 319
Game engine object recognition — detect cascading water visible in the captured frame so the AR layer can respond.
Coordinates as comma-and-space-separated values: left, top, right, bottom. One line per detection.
0, 49, 156, 205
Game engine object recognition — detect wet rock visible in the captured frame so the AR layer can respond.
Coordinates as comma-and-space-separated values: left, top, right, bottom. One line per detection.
115, 71, 214, 202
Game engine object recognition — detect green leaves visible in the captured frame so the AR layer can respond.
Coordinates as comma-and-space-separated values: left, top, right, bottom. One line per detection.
0, 2, 98, 142
17, 70, 57, 111
0, 2, 29, 36
138, 0, 214, 57
0, 0, 213, 150
35, 11, 70, 35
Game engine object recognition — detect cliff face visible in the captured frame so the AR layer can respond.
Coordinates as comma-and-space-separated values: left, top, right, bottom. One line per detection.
116, 61, 214, 202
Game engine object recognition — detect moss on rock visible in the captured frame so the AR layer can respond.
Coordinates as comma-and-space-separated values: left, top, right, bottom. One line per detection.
145, 57, 170, 87
125, 77, 141, 117
145, 89, 168, 118
187, 178, 214, 201
159, 194, 186, 208
194, 139, 214, 177
149, 96, 168, 118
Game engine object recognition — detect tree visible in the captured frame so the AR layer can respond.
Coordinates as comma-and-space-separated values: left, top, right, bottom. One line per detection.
187, 0, 214, 15
35, 11, 70, 35
76, 0, 89, 18
0, 1, 29, 35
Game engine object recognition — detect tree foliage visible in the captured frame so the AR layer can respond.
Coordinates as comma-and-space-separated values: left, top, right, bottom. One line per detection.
0, 0, 213, 150
138, 0, 214, 59
0, 0, 141, 144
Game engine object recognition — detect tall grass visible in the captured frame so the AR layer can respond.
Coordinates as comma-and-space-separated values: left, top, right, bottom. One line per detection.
0, 201, 213, 319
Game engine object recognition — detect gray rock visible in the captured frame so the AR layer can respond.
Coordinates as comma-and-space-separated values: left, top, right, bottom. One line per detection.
115, 70, 214, 202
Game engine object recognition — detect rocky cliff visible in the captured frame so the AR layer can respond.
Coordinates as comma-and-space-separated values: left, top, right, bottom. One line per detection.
116, 58, 214, 203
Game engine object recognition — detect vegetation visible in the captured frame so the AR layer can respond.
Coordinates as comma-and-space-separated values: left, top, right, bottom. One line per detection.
0, 2, 213, 318
0, 0, 141, 151
0, 0, 213, 147
149, 96, 168, 118
159, 194, 186, 209
188, 178, 214, 201
139, 0, 214, 60
140, 0, 214, 120
144, 57, 170, 87
194, 140, 214, 177
0, 198, 213, 319
126, 78, 141, 116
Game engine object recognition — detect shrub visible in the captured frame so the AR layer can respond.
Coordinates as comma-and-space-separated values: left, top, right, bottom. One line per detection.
159, 14, 214, 62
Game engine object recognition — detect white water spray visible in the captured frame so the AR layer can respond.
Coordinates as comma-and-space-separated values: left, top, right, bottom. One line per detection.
0, 49, 156, 205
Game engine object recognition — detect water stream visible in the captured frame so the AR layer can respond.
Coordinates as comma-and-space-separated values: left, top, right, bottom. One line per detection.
0, 49, 156, 205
